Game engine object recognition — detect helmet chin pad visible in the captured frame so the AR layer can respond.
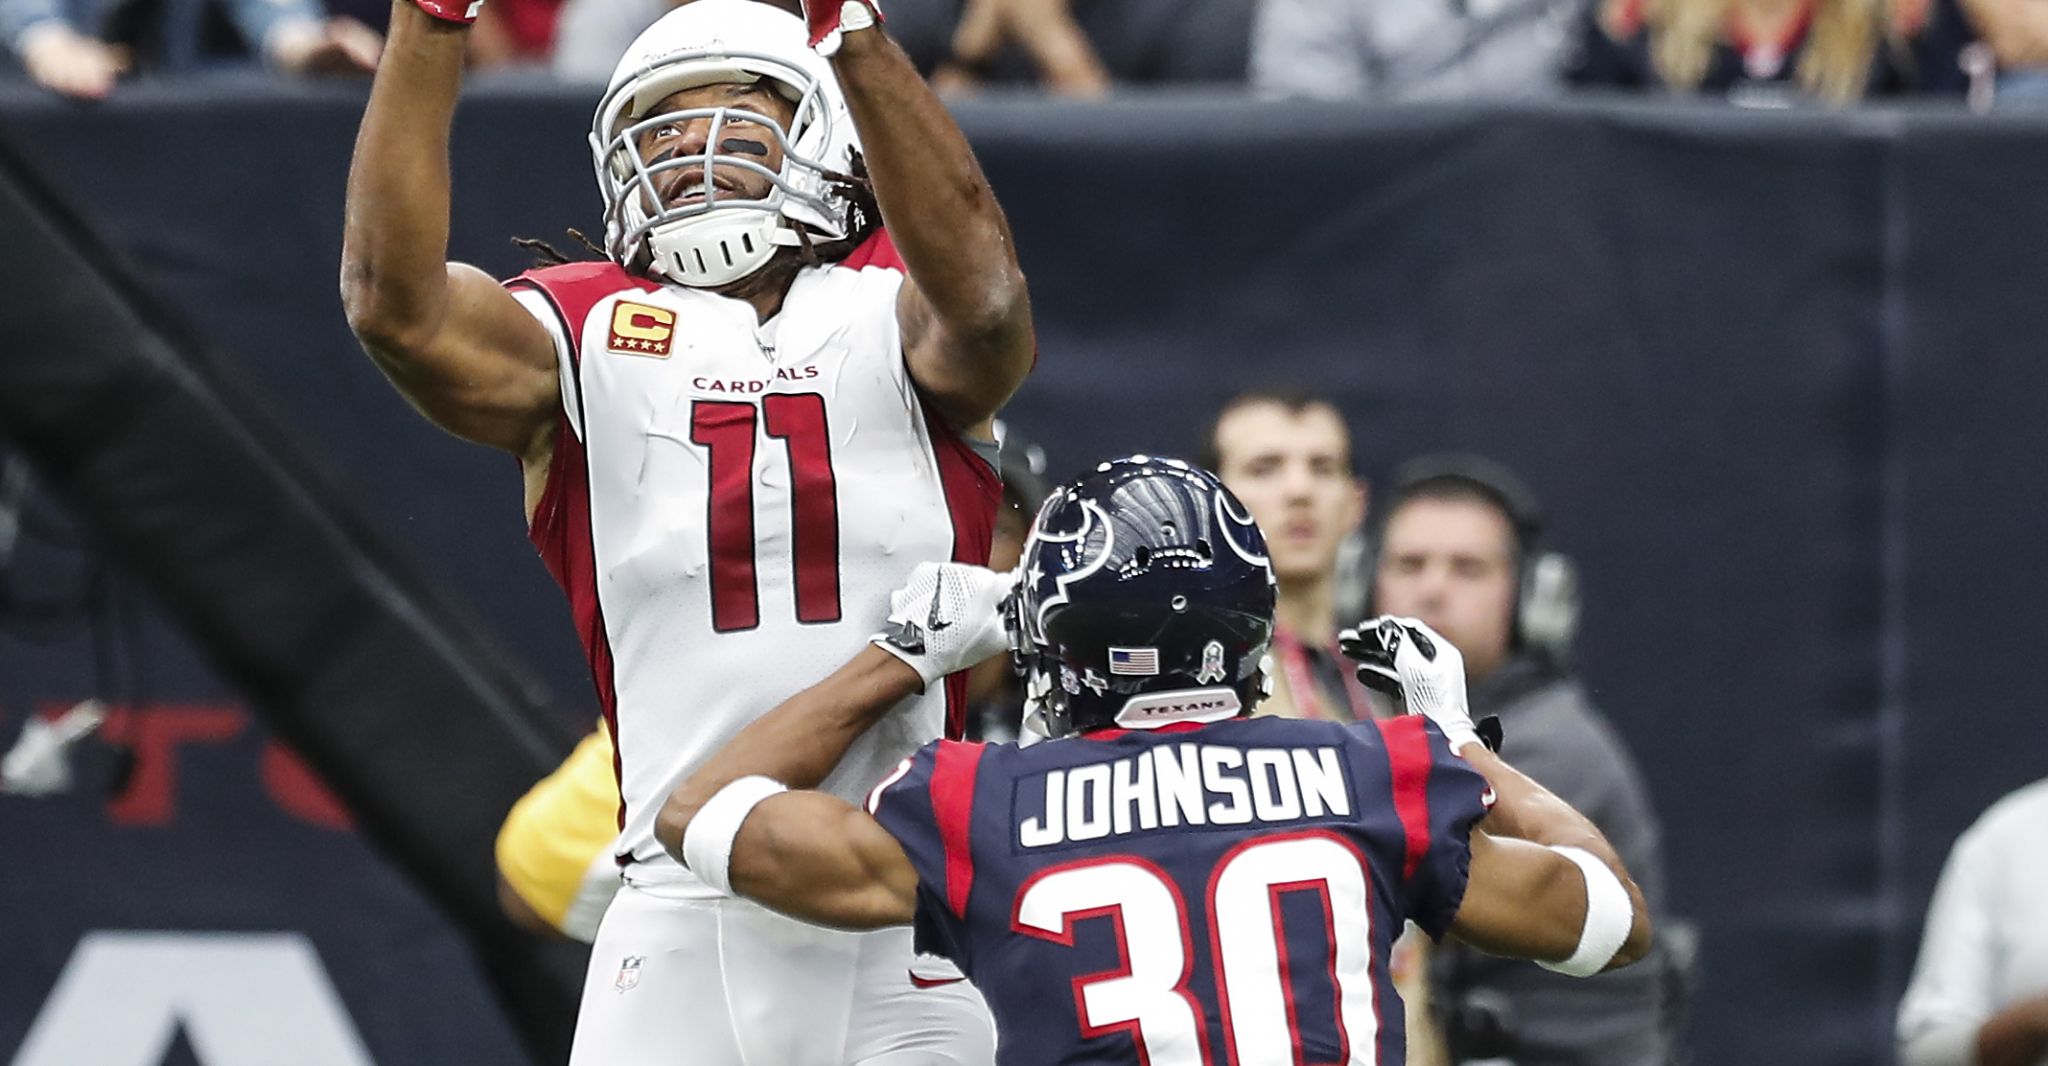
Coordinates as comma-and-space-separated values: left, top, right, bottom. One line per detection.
644, 207, 796, 287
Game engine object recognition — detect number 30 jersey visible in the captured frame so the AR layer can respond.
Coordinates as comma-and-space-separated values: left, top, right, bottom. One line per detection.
509, 231, 1000, 888
868, 715, 1494, 1066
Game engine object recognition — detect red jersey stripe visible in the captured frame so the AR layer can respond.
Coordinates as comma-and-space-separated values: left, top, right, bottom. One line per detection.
511, 262, 657, 834
1378, 715, 1434, 882
528, 411, 625, 829
848, 224, 1000, 739
930, 740, 987, 918
926, 411, 1001, 739
839, 228, 903, 272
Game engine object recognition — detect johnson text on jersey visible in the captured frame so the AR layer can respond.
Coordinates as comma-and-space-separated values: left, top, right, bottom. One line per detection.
1014, 744, 1356, 849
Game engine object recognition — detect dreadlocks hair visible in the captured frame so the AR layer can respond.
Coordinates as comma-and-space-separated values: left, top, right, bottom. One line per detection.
511, 227, 608, 268
799, 146, 881, 266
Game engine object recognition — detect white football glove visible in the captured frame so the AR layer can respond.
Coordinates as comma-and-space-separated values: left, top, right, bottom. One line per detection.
871, 562, 1015, 690
1339, 616, 1481, 753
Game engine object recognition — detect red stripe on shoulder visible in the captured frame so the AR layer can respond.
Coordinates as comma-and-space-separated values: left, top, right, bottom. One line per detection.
928, 411, 1001, 739
1375, 716, 1434, 882
508, 261, 657, 362
930, 740, 987, 918
528, 410, 623, 828
837, 228, 903, 272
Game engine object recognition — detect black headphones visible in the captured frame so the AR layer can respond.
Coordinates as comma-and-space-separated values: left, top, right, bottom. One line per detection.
1362, 454, 1581, 663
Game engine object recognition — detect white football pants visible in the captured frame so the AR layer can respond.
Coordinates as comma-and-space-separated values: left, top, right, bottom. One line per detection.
567, 883, 994, 1066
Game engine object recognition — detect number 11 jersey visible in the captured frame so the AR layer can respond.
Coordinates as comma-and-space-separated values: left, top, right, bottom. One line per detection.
509, 231, 1000, 888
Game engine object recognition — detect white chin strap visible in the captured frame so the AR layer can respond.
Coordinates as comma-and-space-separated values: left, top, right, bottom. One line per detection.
646, 209, 799, 288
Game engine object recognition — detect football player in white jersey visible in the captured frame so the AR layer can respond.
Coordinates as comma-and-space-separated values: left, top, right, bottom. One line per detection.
339, 0, 1033, 1060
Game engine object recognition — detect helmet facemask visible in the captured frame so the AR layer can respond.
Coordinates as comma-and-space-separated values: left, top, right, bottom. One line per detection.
589, 48, 855, 288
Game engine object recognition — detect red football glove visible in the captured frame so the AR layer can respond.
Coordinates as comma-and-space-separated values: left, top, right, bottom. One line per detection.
410, 0, 482, 25
805, 0, 883, 53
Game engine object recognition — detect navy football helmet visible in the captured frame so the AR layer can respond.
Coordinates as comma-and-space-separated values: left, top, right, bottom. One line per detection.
1013, 456, 1277, 737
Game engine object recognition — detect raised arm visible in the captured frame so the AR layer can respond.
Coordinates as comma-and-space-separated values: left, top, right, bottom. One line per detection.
339, 1, 557, 464
1446, 745, 1651, 973
1344, 615, 1651, 974
815, 2, 1033, 432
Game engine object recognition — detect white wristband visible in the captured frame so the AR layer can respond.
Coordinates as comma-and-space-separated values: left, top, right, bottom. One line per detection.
1537, 845, 1634, 978
681, 776, 788, 897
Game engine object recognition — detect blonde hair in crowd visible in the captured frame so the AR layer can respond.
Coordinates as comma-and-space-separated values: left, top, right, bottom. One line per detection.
1643, 0, 1898, 102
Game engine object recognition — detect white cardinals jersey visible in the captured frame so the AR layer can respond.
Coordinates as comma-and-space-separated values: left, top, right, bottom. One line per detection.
509, 232, 1000, 889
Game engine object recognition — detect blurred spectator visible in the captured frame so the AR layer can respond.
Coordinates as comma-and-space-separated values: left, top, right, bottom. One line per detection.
1202, 389, 1374, 724
2, 0, 378, 98
1369, 455, 1671, 1065
918, 0, 1112, 95
558, 0, 1246, 88
555, 0, 797, 82
1567, 0, 1979, 102
1950, 0, 2048, 105
552, 0, 1236, 87
466, 0, 563, 69
1897, 777, 2048, 1066
551, 0, 661, 80
886, 0, 1250, 91
1250, 0, 1583, 101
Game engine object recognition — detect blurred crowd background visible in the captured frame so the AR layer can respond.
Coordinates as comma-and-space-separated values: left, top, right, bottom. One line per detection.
9, 0, 2048, 105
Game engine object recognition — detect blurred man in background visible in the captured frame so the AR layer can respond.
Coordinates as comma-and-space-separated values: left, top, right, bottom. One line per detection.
1202, 388, 1375, 724
1897, 775, 2048, 1066
1249, 0, 1580, 101
1370, 454, 1669, 1065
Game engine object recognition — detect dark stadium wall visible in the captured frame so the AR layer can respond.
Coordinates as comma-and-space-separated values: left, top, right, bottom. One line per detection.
3, 83, 2046, 1065
0, 115, 588, 1065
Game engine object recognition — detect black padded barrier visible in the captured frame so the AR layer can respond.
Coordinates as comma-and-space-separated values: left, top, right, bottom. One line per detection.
0, 118, 588, 1065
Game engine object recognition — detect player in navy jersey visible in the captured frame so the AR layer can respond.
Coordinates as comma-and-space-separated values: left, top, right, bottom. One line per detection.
658, 457, 1653, 1066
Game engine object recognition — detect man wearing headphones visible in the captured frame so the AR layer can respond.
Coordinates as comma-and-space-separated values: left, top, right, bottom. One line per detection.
1369, 455, 1670, 1066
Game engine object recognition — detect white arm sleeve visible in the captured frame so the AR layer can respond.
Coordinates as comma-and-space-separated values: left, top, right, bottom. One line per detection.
1897, 826, 1999, 1066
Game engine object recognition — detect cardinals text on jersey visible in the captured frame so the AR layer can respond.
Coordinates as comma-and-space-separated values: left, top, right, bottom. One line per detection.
510, 231, 999, 886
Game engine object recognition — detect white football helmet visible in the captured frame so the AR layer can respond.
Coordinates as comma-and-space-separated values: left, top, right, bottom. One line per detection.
589, 0, 861, 288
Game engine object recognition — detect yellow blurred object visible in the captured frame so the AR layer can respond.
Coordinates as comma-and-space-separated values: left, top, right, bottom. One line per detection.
495, 725, 623, 941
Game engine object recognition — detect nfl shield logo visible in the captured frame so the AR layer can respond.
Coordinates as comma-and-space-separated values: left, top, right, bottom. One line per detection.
614, 955, 644, 993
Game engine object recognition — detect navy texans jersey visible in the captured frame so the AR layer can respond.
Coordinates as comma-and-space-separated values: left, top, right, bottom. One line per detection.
867, 713, 1493, 1066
